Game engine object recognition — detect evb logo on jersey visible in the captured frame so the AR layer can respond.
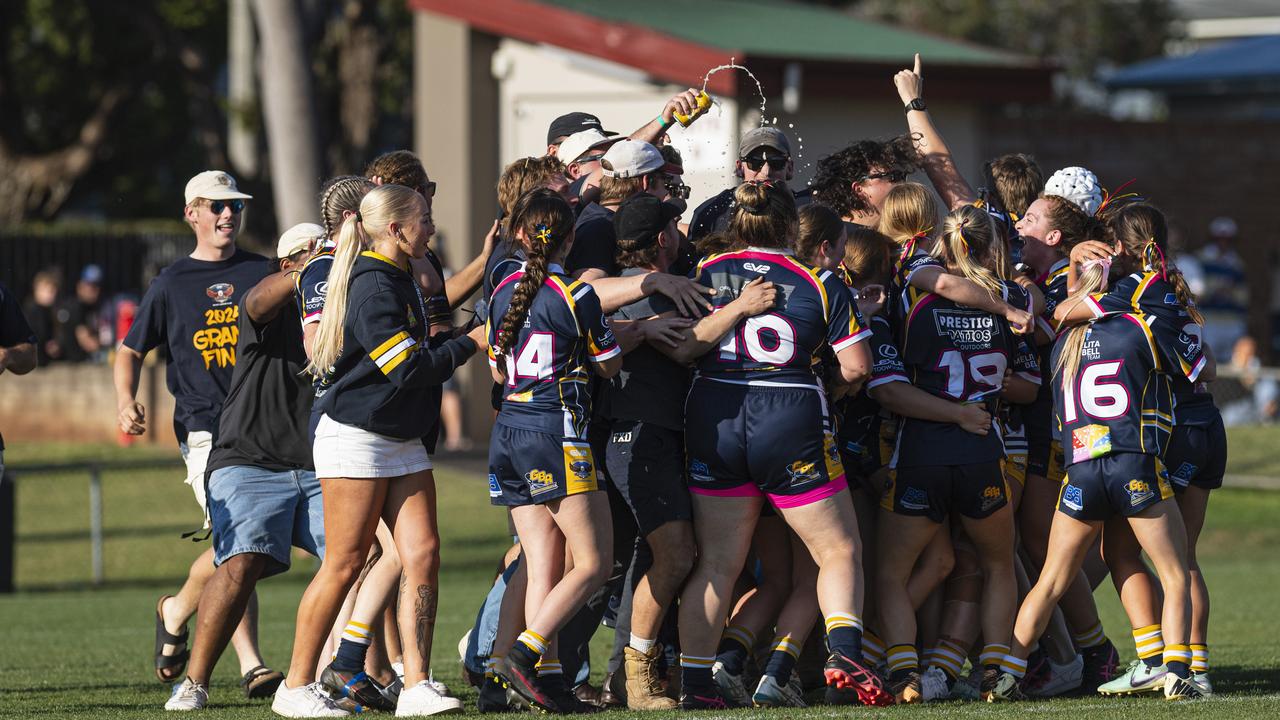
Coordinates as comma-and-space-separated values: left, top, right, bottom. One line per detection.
744, 262, 771, 274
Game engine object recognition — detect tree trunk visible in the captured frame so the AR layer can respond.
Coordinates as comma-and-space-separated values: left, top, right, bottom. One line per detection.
252, 0, 322, 230
228, 0, 259, 179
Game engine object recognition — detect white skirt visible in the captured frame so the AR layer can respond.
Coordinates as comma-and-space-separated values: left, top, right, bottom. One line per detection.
313, 414, 432, 478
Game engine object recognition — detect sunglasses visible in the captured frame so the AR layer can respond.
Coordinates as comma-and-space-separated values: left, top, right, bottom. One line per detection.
665, 180, 691, 200
742, 155, 789, 172
859, 169, 907, 184
576, 153, 606, 165
208, 199, 245, 214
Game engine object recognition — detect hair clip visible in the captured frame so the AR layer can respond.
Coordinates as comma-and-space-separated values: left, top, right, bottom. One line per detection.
355, 211, 363, 223
534, 223, 552, 245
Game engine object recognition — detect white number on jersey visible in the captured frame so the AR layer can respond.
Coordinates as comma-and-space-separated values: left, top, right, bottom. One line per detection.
1062, 360, 1129, 423
718, 313, 797, 365
507, 332, 554, 385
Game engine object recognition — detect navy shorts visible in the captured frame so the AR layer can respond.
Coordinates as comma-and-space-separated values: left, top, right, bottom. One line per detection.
488, 424, 600, 507
606, 420, 693, 537
1164, 417, 1227, 492
685, 381, 846, 508
207, 466, 325, 578
1058, 453, 1173, 522
883, 461, 1007, 523
1024, 382, 1054, 477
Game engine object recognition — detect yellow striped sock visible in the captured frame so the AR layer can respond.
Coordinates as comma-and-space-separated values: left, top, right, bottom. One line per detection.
772, 635, 801, 659
680, 653, 715, 669
723, 625, 755, 651
928, 639, 965, 679
342, 620, 372, 645
517, 630, 548, 656
823, 612, 864, 633
1163, 644, 1192, 666
1190, 644, 1208, 673
485, 655, 503, 679
1073, 621, 1107, 649
863, 631, 886, 666
1133, 624, 1164, 660
535, 658, 563, 677
886, 644, 919, 674
998, 654, 1028, 678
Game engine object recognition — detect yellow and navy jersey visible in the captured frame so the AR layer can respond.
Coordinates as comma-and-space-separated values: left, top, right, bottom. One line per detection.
836, 314, 901, 471
692, 247, 869, 386
487, 264, 620, 439
313, 251, 476, 440
296, 241, 337, 327
1035, 257, 1071, 339
1051, 312, 1174, 466
892, 279, 1028, 468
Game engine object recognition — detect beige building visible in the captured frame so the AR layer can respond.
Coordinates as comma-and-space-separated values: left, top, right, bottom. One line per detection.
409, 0, 1050, 440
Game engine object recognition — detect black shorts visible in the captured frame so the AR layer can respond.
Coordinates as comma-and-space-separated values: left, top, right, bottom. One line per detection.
685, 381, 845, 508
488, 424, 600, 507
1058, 453, 1172, 522
606, 420, 693, 537
1024, 382, 1054, 477
1164, 416, 1227, 492
883, 461, 1008, 524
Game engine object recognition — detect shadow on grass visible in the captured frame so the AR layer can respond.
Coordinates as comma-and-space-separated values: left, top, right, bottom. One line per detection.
1218, 664, 1280, 694
18, 524, 197, 543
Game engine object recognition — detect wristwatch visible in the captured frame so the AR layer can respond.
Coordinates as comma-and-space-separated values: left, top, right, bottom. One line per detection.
905, 98, 927, 113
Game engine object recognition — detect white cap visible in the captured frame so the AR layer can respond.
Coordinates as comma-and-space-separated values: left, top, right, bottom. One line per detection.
601, 140, 664, 179
1209, 216, 1238, 238
1044, 166, 1102, 216
556, 129, 620, 164
184, 170, 253, 205
276, 223, 325, 259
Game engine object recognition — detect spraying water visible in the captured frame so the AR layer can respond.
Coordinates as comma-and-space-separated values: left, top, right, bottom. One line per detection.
700, 58, 767, 127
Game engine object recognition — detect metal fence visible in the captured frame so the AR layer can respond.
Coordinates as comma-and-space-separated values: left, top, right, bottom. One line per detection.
0, 231, 191, 302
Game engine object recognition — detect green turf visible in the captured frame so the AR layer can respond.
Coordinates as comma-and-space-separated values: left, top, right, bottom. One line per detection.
1, 441, 1279, 717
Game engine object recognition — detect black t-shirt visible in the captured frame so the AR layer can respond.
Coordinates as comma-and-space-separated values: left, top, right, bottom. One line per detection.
566, 202, 617, 276
122, 249, 271, 441
689, 186, 812, 244
60, 297, 101, 363
603, 269, 690, 431
207, 295, 314, 473
0, 282, 37, 452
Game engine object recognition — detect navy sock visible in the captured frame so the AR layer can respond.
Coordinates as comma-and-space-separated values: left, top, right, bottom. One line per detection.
509, 641, 541, 668
332, 638, 370, 674
1167, 660, 1191, 679
716, 641, 749, 675
1142, 655, 1163, 669
764, 650, 799, 685
827, 625, 863, 661
682, 665, 713, 690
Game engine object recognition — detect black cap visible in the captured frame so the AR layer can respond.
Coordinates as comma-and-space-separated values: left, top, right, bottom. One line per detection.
547, 112, 603, 145
614, 195, 684, 250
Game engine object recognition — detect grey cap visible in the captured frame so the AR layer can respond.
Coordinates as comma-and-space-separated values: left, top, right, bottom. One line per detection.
739, 127, 792, 158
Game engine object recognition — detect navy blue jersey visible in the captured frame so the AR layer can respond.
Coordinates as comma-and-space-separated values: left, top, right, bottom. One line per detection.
692, 248, 869, 386
1051, 312, 1174, 466
838, 314, 902, 469
296, 242, 335, 328
487, 264, 620, 439
1035, 258, 1071, 339
892, 279, 1026, 467
1084, 270, 1215, 425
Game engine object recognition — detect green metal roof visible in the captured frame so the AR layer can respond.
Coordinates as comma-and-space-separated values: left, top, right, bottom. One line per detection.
535, 0, 1028, 66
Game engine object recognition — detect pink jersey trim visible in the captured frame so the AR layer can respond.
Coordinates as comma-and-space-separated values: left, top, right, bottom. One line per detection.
1084, 295, 1106, 318
769, 475, 848, 509
1187, 355, 1207, 383
832, 326, 873, 353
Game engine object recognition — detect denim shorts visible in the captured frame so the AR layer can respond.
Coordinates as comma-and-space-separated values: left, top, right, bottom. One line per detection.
207, 465, 325, 578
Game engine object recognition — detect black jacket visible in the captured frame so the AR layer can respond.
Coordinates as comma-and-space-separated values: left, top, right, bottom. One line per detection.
314, 251, 476, 440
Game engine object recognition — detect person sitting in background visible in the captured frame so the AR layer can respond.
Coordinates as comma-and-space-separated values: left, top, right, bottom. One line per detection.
63, 264, 106, 363
23, 269, 67, 366
1222, 335, 1279, 426
1197, 217, 1248, 359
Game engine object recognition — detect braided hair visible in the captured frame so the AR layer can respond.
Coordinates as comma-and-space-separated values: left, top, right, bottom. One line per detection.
493, 189, 576, 373
319, 175, 376, 241
1107, 202, 1204, 325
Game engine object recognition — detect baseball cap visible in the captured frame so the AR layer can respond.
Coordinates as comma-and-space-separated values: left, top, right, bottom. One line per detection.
614, 195, 684, 250
739, 127, 792, 158
1044, 166, 1102, 216
547, 112, 604, 145
556, 129, 621, 165
601, 140, 665, 179
80, 264, 104, 284
276, 223, 325, 259
184, 170, 253, 205
1209, 216, 1238, 238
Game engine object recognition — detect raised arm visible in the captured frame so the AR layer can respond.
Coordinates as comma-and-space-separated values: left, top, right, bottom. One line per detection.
630, 89, 705, 145
895, 54, 977, 210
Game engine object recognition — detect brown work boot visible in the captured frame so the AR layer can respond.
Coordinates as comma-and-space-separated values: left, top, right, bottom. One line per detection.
625, 645, 678, 710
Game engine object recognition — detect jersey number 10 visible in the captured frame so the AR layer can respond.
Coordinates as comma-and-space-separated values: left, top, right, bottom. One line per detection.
718, 314, 797, 364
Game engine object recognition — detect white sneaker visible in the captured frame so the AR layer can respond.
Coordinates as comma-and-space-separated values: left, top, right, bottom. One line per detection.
272, 682, 351, 718
1164, 672, 1203, 701
920, 666, 951, 701
1192, 672, 1214, 696
712, 660, 751, 708
426, 672, 451, 698
1098, 659, 1166, 695
165, 678, 209, 711
752, 674, 806, 708
395, 680, 464, 716
1027, 654, 1083, 697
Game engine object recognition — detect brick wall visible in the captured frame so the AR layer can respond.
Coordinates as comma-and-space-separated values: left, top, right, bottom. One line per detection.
0, 362, 177, 446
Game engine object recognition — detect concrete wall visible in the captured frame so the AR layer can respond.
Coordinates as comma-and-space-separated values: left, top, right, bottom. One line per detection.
0, 362, 176, 447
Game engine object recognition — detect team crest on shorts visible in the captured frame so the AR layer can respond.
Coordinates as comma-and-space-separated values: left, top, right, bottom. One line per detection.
786, 460, 821, 486
1061, 485, 1085, 512
901, 486, 930, 511
1169, 461, 1197, 487
1126, 479, 1155, 507
488, 473, 502, 498
570, 460, 593, 479
980, 485, 1003, 511
1072, 424, 1112, 464
525, 469, 558, 496
689, 459, 712, 483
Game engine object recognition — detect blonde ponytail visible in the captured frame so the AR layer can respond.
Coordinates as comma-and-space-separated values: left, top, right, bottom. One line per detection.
1054, 261, 1108, 385
937, 204, 1005, 300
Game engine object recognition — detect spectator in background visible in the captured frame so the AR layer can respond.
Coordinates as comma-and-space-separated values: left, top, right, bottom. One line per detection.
0, 281, 39, 480
688, 127, 803, 243
1197, 216, 1248, 358
1222, 335, 1279, 426
23, 269, 68, 365
62, 265, 106, 363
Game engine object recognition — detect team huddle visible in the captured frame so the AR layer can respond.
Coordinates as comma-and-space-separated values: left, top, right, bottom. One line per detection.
139, 55, 1222, 716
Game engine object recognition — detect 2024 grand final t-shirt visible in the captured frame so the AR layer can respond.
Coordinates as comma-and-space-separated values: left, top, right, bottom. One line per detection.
123, 250, 270, 442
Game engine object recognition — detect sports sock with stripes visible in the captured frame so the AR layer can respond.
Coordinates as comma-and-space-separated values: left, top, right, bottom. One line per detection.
1163, 644, 1192, 679
511, 629, 547, 667
886, 644, 919, 683
680, 654, 716, 690
862, 629, 886, 667
824, 613, 864, 661
763, 634, 801, 685
998, 653, 1028, 679
1133, 624, 1164, 669
332, 621, 373, 673
1073, 620, 1108, 649
485, 655, 504, 680
980, 643, 1010, 672
715, 625, 754, 675
1190, 643, 1209, 673
927, 638, 966, 681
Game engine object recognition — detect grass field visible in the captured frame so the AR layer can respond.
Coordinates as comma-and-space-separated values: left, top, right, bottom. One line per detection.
2, 438, 1279, 718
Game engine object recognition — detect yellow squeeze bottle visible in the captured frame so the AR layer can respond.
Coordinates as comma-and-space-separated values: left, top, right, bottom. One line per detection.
673, 91, 713, 127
